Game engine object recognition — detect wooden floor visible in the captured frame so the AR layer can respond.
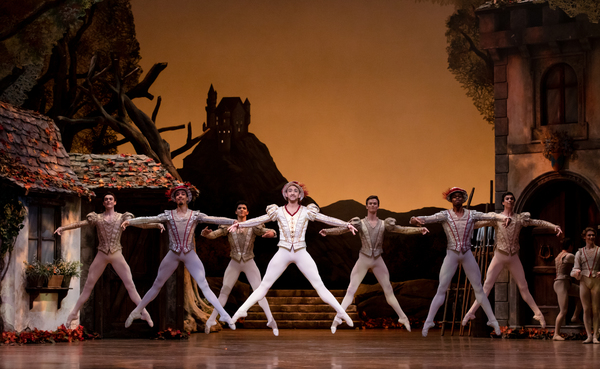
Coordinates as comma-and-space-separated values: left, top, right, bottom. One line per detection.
1, 328, 599, 368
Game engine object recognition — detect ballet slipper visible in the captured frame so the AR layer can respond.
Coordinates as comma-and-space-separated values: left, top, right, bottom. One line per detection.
141, 309, 154, 328
552, 334, 565, 341
422, 321, 435, 337
231, 311, 247, 325
398, 316, 411, 332
204, 319, 217, 334
218, 315, 236, 330
487, 320, 501, 336
125, 310, 142, 328
593, 337, 600, 344
533, 313, 546, 329
267, 319, 279, 337
582, 336, 593, 344
462, 312, 475, 326
339, 312, 354, 328
571, 316, 582, 325
330, 316, 343, 334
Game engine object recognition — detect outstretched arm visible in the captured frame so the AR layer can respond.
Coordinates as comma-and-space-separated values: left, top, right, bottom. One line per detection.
385, 218, 428, 235
122, 214, 167, 230
524, 217, 562, 236
410, 212, 445, 226
201, 226, 227, 239
54, 219, 91, 235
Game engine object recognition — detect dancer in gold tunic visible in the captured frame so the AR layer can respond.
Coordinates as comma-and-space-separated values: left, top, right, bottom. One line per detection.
201, 201, 278, 335
320, 195, 428, 333
55, 192, 164, 327
462, 192, 561, 328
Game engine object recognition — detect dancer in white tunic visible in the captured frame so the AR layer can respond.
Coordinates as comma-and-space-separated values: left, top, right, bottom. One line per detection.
462, 192, 562, 328
571, 227, 600, 344
228, 181, 358, 332
320, 195, 428, 333
202, 201, 279, 335
55, 192, 164, 327
122, 184, 236, 329
553, 238, 583, 341
410, 187, 508, 337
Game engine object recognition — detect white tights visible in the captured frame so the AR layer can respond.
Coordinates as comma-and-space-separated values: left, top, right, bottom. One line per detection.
233, 247, 347, 319
207, 259, 274, 324
131, 250, 231, 321
67, 250, 151, 326
339, 253, 407, 319
465, 252, 543, 322
426, 250, 497, 325
580, 275, 600, 339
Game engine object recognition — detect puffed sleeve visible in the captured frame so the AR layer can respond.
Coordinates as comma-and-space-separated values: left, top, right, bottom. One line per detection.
322, 217, 360, 236
472, 211, 507, 222
203, 225, 229, 239
384, 217, 426, 235
237, 205, 279, 228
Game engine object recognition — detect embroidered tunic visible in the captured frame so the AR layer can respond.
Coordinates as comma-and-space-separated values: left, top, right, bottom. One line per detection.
60, 212, 161, 254
416, 210, 506, 253
475, 212, 558, 255
205, 224, 275, 262
128, 210, 234, 254
237, 204, 348, 250
322, 217, 425, 258
572, 245, 600, 278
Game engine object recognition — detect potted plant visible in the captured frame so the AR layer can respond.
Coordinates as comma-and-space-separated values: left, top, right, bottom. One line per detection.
47, 263, 64, 288
55, 259, 82, 288
542, 131, 576, 171
23, 260, 52, 288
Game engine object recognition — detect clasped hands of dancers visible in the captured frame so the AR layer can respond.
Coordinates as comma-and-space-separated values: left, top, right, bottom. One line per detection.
59, 182, 570, 338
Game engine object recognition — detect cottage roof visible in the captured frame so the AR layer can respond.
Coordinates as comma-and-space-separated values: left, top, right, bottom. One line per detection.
0, 102, 93, 197
69, 153, 180, 191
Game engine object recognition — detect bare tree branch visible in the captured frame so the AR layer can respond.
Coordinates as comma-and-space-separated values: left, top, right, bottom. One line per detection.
158, 124, 185, 133
151, 96, 162, 123
171, 124, 208, 159
126, 62, 168, 100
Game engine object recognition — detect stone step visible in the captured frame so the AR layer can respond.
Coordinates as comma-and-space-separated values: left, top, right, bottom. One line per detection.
245, 312, 359, 321
248, 304, 356, 313
241, 320, 357, 330
265, 289, 347, 298
253, 296, 346, 305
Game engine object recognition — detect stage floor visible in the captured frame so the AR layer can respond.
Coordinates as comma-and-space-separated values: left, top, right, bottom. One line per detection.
1, 328, 598, 368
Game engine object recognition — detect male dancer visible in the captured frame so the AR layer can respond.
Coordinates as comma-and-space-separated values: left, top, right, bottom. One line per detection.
55, 192, 164, 327
320, 195, 428, 333
201, 201, 279, 335
228, 181, 358, 332
462, 192, 562, 328
410, 187, 508, 337
122, 184, 236, 329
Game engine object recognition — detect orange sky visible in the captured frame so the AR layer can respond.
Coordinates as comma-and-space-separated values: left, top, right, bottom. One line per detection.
128, 0, 495, 212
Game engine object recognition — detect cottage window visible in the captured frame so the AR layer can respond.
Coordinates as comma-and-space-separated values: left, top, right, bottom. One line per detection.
541, 63, 578, 126
28, 204, 60, 264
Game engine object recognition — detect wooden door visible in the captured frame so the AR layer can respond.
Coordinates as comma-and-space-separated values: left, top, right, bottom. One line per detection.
519, 180, 599, 325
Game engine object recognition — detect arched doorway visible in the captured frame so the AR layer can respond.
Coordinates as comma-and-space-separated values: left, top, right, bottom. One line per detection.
516, 172, 600, 326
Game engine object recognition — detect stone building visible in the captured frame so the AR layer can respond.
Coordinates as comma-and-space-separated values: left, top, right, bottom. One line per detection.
477, 1, 600, 327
